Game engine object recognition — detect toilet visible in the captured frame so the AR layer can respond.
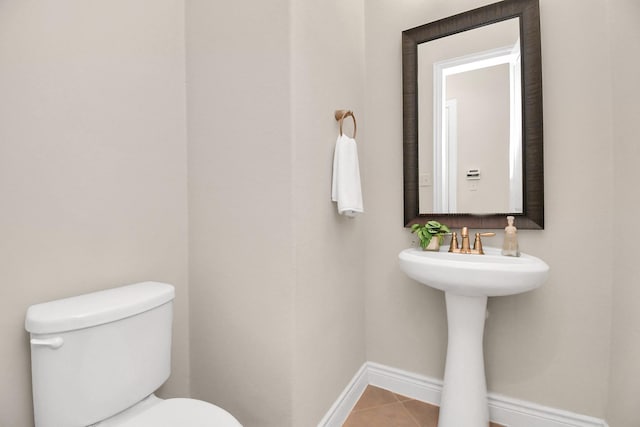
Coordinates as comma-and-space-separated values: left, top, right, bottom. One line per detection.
25, 281, 242, 427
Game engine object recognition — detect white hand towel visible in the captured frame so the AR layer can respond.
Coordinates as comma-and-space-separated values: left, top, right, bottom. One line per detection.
332, 134, 364, 217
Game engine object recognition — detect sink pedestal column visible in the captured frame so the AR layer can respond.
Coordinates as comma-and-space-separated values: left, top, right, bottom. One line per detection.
438, 293, 489, 427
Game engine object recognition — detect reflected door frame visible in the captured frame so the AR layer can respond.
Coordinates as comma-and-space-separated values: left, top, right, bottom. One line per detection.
434, 99, 458, 212
431, 44, 520, 214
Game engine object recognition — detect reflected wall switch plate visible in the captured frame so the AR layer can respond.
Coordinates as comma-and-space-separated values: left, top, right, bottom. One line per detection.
466, 168, 481, 180
419, 172, 432, 187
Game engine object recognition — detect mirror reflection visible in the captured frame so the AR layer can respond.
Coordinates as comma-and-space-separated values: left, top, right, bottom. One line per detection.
418, 18, 522, 214
402, 0, 543, 229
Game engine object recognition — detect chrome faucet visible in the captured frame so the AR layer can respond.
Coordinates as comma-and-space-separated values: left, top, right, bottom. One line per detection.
449, 227, 495, 255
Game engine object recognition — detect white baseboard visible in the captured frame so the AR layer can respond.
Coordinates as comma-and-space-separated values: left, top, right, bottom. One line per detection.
317, 363, 369, 427
318, 362, 609, 427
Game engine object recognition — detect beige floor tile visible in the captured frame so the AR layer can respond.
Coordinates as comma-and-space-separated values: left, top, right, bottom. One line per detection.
343, 401, 419, 427
393, 392, 413, 402
351, 386, 399, 412
344, 385, 506, 427
401, 400, 439, 427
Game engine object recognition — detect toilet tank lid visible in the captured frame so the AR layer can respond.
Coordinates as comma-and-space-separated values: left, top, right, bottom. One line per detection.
25, 282, 175, 334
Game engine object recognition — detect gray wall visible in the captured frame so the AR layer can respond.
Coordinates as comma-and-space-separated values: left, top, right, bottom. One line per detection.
363, 0, 615, 420
186, 1, 294, 425
0, 1, 190, 426
607, 0, 640, 425
186, 1, 366, 426
290, 1, 367, 425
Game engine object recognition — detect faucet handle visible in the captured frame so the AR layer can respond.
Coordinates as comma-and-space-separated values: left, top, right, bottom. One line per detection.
473, 232, 496, 254
449, 232, 459, 252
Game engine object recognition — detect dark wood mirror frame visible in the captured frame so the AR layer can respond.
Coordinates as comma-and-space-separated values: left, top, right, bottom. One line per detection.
402, 0, 543, 229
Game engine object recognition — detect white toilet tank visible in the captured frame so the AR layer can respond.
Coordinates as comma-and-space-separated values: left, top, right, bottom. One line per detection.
25, 282, 175, 427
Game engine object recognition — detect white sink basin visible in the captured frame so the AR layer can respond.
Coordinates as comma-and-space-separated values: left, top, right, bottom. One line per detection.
398, 246, 549, 427
398, 246, 549, 297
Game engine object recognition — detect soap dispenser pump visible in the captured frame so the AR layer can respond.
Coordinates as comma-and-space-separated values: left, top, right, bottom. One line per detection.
502, 216, 520, 257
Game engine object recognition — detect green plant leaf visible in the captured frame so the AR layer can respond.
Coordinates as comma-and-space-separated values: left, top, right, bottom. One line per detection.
408, 221, 450, 249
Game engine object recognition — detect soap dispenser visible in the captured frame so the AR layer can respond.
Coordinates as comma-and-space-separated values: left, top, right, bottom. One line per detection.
502, 216, 520, 257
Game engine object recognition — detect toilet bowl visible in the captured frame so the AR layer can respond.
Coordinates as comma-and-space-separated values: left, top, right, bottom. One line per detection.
96, 395, 241, 427
25, 281, 242, 427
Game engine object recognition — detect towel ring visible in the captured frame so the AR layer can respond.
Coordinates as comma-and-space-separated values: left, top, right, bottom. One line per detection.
334, 110, 357, 138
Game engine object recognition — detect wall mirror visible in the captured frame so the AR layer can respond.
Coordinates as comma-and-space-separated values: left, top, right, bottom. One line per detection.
403, 0, 543, 229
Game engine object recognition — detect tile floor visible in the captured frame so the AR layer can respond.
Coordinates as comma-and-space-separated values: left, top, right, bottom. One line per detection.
343, 385, 504, 427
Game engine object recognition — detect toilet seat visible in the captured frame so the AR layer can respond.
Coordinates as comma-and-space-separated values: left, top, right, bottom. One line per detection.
113, 398, 242, 427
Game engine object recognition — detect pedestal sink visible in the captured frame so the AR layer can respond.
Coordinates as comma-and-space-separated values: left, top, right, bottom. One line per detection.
398, 246, 549, 427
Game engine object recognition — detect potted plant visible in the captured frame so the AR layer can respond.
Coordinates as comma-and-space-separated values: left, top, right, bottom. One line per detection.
411, 221, 451, 251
